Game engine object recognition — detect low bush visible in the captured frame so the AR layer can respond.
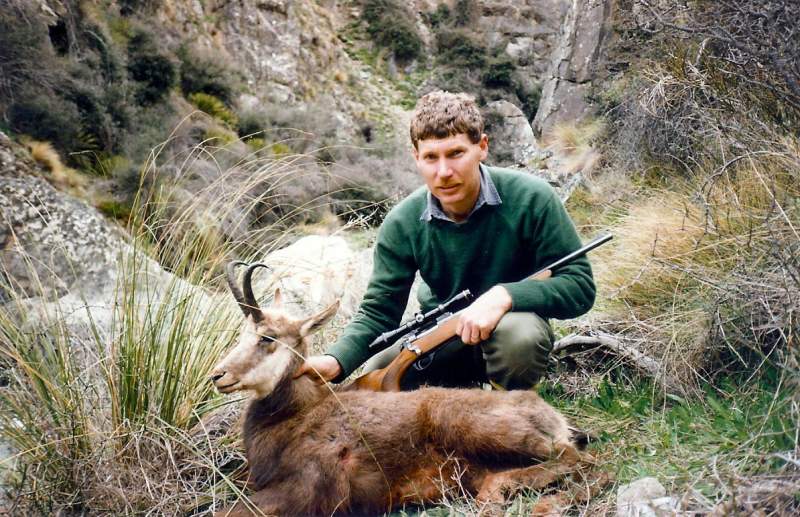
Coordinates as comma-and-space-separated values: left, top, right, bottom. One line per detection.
0, 3, 55, 102
435, 28, 488, 69
362, 0, 423, 63
7, 94, 84, 153
482, 55, 515, 88
179, 47, 239, 105
127, 30, 178, 105
189, 93, 238, 129
425, 3, 450, 28
452, 0, 477, 27
236, 109, 269, 140
128, 53, 177, 104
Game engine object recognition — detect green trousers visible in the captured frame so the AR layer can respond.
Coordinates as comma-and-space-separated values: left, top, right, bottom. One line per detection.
362, 312, 555, 390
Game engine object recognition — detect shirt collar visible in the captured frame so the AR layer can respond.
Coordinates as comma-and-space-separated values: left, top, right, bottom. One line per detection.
420, 164, 502, 223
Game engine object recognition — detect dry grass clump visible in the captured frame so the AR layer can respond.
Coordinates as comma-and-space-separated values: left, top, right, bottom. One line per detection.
587, 130, 800, 393
22, 139, 86, 191
0, 223, 253, 513
590, 192, 713, 386
546, 120, 604, 176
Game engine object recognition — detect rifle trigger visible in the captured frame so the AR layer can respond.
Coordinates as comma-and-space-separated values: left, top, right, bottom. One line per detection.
402, 339, 422, 355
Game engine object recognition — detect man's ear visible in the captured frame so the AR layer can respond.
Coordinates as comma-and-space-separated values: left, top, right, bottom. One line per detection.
411, 145, 419, 161
299, 301, 339, 337
479, 133, 489, 161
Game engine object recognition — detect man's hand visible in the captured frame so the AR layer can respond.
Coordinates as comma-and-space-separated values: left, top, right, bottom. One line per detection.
456, 286, 512, 345
294, 354, 342, 384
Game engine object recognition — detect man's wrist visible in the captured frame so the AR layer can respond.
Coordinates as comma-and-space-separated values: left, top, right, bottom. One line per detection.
492, 285, 513, 312
324, 354, 345, 382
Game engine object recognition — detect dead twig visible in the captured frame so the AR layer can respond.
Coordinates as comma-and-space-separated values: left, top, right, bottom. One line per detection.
553, 331, 684, 394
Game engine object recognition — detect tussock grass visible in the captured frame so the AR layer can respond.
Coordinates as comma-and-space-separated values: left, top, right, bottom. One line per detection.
546, 120, 604, 175
582, 117, 800, 390
22, 138, 86, 191
0, 125, 404, 513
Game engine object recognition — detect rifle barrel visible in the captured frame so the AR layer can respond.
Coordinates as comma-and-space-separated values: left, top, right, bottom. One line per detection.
531, 233, 612, 278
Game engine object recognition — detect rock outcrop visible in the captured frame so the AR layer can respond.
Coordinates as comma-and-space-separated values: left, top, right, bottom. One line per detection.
0, 131, 121, 301
533, 0, 614, 137
483, 100, 539, 167
473, 0, 570, 89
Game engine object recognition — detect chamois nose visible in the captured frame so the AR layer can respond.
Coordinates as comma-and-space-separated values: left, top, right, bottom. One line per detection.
210, 372, 225, 384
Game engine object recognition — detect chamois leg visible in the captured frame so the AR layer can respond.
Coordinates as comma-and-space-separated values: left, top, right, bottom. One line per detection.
475, 460, 579, 503
425, 391, 577, 462
529, 468, 612, 515
475, 454, 609, 514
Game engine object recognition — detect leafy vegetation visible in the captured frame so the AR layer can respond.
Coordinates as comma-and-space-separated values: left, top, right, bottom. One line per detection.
189, 93, 239, 129
421, 3, 542, 120
178, 47, 239, 106
127, 32, 178, 105
361, 0, 423, 63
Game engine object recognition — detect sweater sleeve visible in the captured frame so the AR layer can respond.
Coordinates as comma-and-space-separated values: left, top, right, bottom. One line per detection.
499, 192, 596, 319
325, 218, 417, 380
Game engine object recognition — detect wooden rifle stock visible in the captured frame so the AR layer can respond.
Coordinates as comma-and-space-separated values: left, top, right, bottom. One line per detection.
349, 269, 553, 392
347, 233, 611, 392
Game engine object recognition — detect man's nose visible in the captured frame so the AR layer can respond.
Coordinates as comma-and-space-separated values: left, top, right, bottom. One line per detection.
436, 159, 452, 177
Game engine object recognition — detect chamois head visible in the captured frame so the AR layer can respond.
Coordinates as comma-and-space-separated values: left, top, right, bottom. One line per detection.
210, 262, 338, 398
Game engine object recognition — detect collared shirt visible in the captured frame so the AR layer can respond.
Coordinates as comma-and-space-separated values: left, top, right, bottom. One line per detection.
420, 164, 502, 223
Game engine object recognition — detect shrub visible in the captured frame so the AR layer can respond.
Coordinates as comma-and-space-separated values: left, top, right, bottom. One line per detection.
8, 95, 84, 153
482, 55, 515, 88
119, 0, 161, 16
362, 0, 423, 63
0, 4, 54, 102
516, 82, 541, 120
189, 92, 238, 128
237, 109, 268, 139
128, 53, 177, 104
426, 3, 451, 28
452, 0, 477, 27
435, 28, 487, 69
127, 30, 177, 105
179, 47, 238, 105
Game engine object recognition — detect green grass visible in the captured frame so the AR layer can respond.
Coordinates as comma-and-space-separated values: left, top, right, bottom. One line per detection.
541, 367, 796, 501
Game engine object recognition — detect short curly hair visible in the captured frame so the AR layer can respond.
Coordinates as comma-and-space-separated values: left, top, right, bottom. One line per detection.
409, 91, 484, 149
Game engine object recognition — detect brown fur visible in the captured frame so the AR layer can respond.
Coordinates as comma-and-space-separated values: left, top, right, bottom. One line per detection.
211, 299, 602, 516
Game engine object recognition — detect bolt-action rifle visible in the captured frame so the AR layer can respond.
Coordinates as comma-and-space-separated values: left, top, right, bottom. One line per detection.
348, 233, 613, 392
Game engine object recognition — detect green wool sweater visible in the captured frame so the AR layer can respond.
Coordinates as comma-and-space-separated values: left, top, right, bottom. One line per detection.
327, 166, 595, 379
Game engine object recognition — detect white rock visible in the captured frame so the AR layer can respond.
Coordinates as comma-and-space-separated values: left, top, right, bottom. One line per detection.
617, 477, 669, 517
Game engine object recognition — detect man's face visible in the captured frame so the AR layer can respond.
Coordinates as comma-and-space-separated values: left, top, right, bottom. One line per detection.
413, 133, 489, 219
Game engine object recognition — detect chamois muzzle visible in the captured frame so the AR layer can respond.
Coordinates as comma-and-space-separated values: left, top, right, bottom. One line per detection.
226, 261, 271, 320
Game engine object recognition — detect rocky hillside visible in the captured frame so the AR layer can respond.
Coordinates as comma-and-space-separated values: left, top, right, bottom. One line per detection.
2, 0, 797, 515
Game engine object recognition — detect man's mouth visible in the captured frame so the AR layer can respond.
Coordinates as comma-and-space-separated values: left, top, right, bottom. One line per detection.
438, 184, 459, 192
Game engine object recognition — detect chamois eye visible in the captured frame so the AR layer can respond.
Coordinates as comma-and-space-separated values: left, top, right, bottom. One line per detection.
259, 335, 277, 350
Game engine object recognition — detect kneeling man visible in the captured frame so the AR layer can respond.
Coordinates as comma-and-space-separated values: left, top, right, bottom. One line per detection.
299, 91, 595, 390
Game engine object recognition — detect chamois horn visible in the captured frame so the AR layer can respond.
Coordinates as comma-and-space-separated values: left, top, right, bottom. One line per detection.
242, 263, 271, 319
226, 261, 253, 317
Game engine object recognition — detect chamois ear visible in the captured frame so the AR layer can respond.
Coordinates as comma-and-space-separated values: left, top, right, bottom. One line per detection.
299, 301, 339, 337
272, 288, 283, 308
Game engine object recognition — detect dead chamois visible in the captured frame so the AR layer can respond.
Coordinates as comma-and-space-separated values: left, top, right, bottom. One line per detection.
210, 262, 607, 516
